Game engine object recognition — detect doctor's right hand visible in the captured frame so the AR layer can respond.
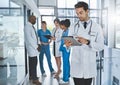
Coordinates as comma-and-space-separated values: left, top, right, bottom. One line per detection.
51, 36, 56, 41
76, 37, 89, 45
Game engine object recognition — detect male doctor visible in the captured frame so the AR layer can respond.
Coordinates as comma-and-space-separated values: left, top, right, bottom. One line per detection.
24, 15, 41, 85
66, 1, 104, 85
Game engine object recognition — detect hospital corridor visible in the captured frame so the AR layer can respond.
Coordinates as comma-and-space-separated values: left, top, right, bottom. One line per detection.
0, 0, 120, 85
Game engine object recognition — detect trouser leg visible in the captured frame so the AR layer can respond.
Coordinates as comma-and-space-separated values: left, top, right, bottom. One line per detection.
45, 46, 54, 72
39, 50, 45, 74
29, 56, 38, 80
73, 78, 92, 85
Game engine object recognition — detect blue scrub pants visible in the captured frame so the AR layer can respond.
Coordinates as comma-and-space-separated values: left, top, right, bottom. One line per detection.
62, 52, 70, 82
39, 45, 54, 74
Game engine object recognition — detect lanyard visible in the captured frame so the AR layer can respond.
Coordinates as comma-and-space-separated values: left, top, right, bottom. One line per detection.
74, 20, 92, 35
53, 28, 57, 37
32, 26, 38, 44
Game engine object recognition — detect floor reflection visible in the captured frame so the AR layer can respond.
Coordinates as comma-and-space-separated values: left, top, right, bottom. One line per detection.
0, 57, 17, 85
0, 47, 25, 85
0, 47, 75, 85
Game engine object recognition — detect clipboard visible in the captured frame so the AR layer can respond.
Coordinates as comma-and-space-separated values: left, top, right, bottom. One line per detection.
44, 35, 52, 39
62, 36, 82, 46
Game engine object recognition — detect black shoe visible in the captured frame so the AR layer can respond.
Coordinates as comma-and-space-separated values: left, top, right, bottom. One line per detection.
32, 79, 41, 85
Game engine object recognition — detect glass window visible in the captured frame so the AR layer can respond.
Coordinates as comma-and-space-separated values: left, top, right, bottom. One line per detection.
116, 0, 120, 4
66, 9, 74, 16
115, 5, 120, 48
0, 15, 25, 85
66, 0, 77, 8
0, 0, 9, 7
40, 16, 55, 31
59, 17, 77, 25
58, 9, 66, 16
0, 9, 9, 16
58, 9, 75, 17
39, 7, 54, 15
57, 0, 77, 8
104, 0, 109, 8
90, 0, 97, 9
101, 9, 108, 45
90, 10, 98, 17
78, 0, 89, 4
57, 0, 66, 8
10, 9, 21, 16
0, 1, 25, 85
10, 2, 20, 8
91, 17, 99, 23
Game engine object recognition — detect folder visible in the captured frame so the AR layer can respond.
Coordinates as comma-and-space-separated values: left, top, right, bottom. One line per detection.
44, 35, 52, 39
62, 36, 82, 46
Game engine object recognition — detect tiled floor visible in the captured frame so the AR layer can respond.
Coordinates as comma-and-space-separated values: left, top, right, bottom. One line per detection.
28, 75, 74, 85
28, 47, 75, 85
0, 47, 25, 85
0, 46, 75, 85
0, 46, 112, 85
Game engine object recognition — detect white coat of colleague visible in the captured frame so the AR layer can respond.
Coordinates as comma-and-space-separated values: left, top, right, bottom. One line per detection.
24, 15, 41, 85
51, 18, 63, 78
65, 1, 104, 85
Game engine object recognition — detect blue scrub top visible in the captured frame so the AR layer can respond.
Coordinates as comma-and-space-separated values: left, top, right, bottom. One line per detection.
37, 29, 51, 43
61, 29, 69, 45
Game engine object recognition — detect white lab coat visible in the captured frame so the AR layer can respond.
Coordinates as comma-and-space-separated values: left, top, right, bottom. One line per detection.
24, 22, 39, 57
51, 27, 63, 57
68, 19, 104, 78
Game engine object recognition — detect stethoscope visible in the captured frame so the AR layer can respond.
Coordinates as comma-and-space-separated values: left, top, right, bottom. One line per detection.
74, 20, 92, 35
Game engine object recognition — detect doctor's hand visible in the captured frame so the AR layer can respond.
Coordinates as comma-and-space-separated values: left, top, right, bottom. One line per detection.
76, 37, 89, 45
64, 40, 73, 47
51, 36, 56, 41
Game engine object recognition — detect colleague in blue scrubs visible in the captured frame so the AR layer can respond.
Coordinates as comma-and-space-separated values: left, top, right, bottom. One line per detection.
59, 19, 71, 84
37, 21, 55, 77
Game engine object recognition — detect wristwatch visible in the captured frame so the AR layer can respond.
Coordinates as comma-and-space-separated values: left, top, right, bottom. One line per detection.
87, 40, 90, 45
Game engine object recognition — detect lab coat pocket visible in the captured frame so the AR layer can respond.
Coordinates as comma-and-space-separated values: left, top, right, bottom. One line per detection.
90, 51, 96, 63
90, 32, 97, 42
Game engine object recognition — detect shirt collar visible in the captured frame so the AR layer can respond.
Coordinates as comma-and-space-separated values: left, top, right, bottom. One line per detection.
28, 22, 33, 26
81, 18, 91, 24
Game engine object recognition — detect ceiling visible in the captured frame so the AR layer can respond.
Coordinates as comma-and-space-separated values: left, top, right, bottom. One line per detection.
11, 0, 40, 17
11, 0, 57, 17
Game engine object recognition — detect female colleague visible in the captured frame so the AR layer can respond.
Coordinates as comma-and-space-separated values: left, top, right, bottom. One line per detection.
51, 18, 63, 78
59, 19, 71, 84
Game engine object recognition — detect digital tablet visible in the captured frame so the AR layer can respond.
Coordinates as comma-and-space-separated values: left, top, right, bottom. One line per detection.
44, 35, 53, 39
62, 36, 82, 46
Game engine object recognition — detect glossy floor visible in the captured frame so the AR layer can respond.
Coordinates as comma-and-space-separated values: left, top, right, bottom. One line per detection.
0, 46, 74, 85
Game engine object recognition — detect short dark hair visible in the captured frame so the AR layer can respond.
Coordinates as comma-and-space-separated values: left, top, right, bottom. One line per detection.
60, 20, 64, 25
41, 21, 46, 24
60, 19, 70, 28
54, 18, 60, 24
64, 19, 70, 28
75, 1, 89, 11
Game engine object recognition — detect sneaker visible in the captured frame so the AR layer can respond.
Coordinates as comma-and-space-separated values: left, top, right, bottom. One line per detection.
42, 73, 47, 77
54, 70, 61, 78
59, 79, 69, 84
32, 79, 41, 85
51, 71, 56, 75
